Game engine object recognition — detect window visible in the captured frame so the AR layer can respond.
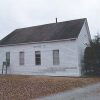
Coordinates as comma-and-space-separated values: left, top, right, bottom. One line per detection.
19, 52, 24, 65
53, 50, 59, 65
35, 51, 41, 65
6, 52, 10, 66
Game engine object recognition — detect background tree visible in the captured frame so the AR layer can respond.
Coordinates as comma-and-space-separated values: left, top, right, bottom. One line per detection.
84, 33, 100, 75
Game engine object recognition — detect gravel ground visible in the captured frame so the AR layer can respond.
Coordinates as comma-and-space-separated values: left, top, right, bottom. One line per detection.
0, 75, 100, 100
38, 83, 100, 100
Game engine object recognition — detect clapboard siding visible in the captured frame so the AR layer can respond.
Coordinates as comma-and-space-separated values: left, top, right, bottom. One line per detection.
0, 40, 80, 76
77, 20, 91, 74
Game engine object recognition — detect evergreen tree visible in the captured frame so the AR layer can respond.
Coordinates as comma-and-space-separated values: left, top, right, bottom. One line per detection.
84, 33, 100, 74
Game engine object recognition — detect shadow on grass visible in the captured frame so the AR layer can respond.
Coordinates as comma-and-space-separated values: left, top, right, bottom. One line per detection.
83, 72, 100, 78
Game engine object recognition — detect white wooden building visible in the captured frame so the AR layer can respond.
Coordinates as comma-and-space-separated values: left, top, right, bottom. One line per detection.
0, 18, 91, 76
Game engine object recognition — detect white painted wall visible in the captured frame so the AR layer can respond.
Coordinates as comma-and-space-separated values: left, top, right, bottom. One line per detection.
77, 20, 91, 75
0, 40, 80, 76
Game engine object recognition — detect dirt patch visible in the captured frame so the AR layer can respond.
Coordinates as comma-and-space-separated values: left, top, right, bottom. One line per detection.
0, 75, 100, 100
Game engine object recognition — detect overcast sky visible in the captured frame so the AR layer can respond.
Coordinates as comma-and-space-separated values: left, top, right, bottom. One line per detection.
0, 0, 100, 39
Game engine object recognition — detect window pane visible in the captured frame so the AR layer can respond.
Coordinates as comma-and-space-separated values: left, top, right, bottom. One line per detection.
35, 51, 41, 65
19, 52, 24, 65
53, 50, 59, 65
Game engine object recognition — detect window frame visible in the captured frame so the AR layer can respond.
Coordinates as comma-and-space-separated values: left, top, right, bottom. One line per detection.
35, 51, 41, 65
53, 50, 60, 65
19, 51, 24, 65
6, 52, 10, 66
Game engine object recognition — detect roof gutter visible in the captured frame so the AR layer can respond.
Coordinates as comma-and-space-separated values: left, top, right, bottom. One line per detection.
0, 38, 76, 47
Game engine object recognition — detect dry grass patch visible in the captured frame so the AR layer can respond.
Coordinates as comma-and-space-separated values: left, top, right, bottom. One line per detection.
0, 75, 100, 100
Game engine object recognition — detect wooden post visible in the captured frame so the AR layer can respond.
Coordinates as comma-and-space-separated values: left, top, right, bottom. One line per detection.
2, 64, 4, 74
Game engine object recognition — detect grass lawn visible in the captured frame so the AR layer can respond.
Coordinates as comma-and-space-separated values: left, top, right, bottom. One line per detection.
0, 75, 100, 100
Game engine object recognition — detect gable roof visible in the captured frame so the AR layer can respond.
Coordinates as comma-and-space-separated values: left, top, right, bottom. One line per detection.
0, 18, 86, 45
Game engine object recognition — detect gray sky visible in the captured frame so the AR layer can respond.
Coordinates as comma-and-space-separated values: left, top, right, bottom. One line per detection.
0, 0, 100, 39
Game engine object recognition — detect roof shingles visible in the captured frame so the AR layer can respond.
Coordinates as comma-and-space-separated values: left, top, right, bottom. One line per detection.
0, 18, 86, 45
